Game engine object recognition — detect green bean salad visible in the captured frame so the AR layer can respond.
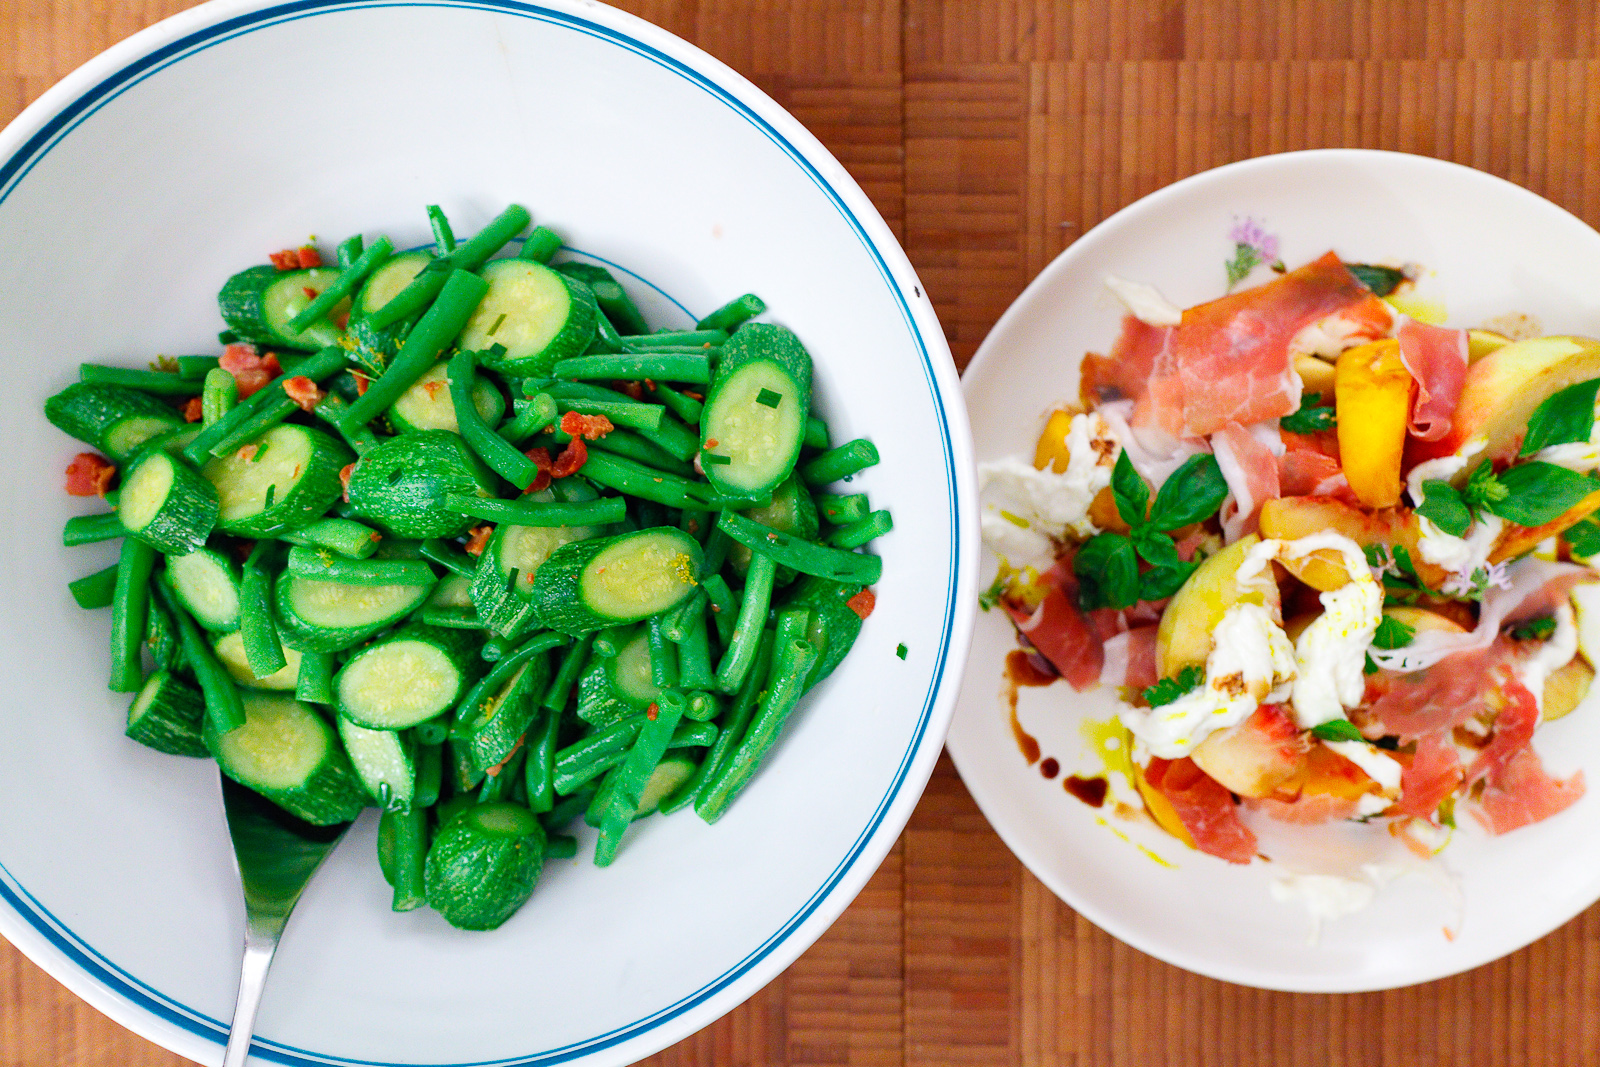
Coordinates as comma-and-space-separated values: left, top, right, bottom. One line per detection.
48, 204, 889, 931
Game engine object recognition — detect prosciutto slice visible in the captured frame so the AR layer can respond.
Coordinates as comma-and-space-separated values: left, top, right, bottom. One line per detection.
1144, 757, 1258, 864
1471, 747, 1586, 834
1004, 583, 1103, 691
1363, 642, 1511, 740
1212, 421, 1281, 540
1465, 677, 1538, 786
1397, 318, 1469, 442
1396, 730, 1463, 819
1099, 625, 1160, 690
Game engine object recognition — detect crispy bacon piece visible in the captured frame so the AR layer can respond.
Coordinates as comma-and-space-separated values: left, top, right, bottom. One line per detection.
65, 453, 115, 497
282, 375, 325, 413
1144, 757, 1258, 864
339, 463, 355, 503
269, 245, 322, 270
464, 524, 494, 557
552, 437, 588, 477
483, 735, 525, 778
615, 380, 644, 400
350, 370, 370, 396
523, 447, 554, 494
846, 590, 876, 619
560, 411, 615, 441
1397, 318, 1469, 443
219, 343, 282, 399
236, 444, 260, 462
182, 396, 204, 422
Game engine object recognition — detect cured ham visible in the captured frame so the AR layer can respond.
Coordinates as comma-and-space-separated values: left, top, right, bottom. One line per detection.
1212, 421, 1281, 540
1145, 757, 1258, 864
1397, 318, 1469, 442
1397, 730, 1463, 819
1465, 677, 1538, 786
1472, 747, 1586, 834
1099, 625, 1160, 690
1364, 641, 1510, 740
1004, 580, 1103, 691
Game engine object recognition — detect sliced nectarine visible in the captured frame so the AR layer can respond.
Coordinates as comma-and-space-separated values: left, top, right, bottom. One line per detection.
1335, 338, 1414, 509
1155, 534, 1274, 678
1032, 409, 1075, 473
1190, 704, 1308, 799
1544, 657, 1595, 722
1258, 496, 1449, 592
1466, 328, 1512, 363
1490, 488, 1600, 564
1294, 353, 1336, 395
1291, 743, 1377, 801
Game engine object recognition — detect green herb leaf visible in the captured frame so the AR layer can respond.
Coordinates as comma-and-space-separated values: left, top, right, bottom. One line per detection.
1344, 263, 1406, 298
755, 388, 784, 409
1132, 526, 1181, 568
896, 643, 908, 660
1371, 614, 1415, 650
1520, 377, 1600, 456
1111, 450, 1148, 528
1280, 392, 1336, 434
703, 452, 732, 466
1391, 543, 1420, 582
1147, 454, 1230, 531
978, 573, 1006, 612
1138, 563, 1196, 602
1416, 480, 1471, 537
1483, 461, 1597, 527
1363, 543, 1390, 571
1565, 518, 1600, 558
1225, 244, 1263, 289
1143, 664, 1204, 707
1462, 458, 1509, 511
1311, 719, 1366, 743
1509, 615, 1558, 641
1074, 533, 1139, 611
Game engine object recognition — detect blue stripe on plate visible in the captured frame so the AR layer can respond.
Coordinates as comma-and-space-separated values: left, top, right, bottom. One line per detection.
0, 1, 963, 1064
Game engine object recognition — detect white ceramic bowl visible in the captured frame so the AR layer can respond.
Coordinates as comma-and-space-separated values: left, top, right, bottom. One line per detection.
952, 149, 1600, 992
0, 2, 977, 1063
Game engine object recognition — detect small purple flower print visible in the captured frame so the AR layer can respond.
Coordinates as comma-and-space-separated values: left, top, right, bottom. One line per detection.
1224, 217, 1283, 289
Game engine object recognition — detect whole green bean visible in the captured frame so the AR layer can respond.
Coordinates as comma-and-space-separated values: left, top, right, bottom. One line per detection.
420, 538, 476, 577
240, 541, 286, 679
524, 705, 561, 814
803, 415, 831, 451
177, 355, 220, 380
589, 303, 625, 352
336, 234, 364, 268
365, 204, 529, 329
676, 601, 716, 691
200, 367, 237, 427
427, 205, 456, 253
799, 438, 880, 485
449, 349, 541, 489
717, 511, 882, 586
387, 807, 428, 911
554, 717, 644, 795
552, 352, 711, 385
340, 268, 489, 431
519, 226, 563, 263
555, 262, 649, 336
156, 576, 244, 733
296, 651, 335, 704
541, 380, 698, 460
441, 493, 626, 528
578, 450, 713, 511
416, 607, 484, 630
109, 537, 155, 692
816, 492, 869, 525
286, 545, 436, 586
283, 517, 383, 559
594, 693, 686, 865
701, 527, 731, 578
696, 294, 766, 333
311, 392, 379, 456
623, 329, 726, 350
715, 552, 777, 694
653, 382, 704, 425
551, 397, 665, 433
498, 392, 559, 445
660, 588, 706, 642
543, 632, 594, 712
545, 834, 579, 859
68, 563, 119, 609
413, 739, 443, 808
63, 512, 123, 547
454, 630, 568, 730
827, 509, 893, 549
79, 364, 197, 397
183, 345, 347, 464
413, 714, 451, 746
287, 235, 394, 331
647, 616, 679, 689
589, 427, 693, 476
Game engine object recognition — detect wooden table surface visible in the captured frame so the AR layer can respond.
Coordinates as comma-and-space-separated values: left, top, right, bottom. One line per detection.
8, 1, 1600, 1064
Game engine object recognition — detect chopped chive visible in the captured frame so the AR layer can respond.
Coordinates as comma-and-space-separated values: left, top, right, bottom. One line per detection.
896, 644, 908, 660
703, 453, 732, 466
755, 388, 783, 408
488, 313, 507, 337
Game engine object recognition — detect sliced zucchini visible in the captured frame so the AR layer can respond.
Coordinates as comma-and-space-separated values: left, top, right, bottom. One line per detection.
727, 471, 819, 581
165, 548, 242, 631
470, 516, 599, 637
529, 527, 702, 635
353, 250, 433, 319
423, 801, 546, 930
389, 362, 506, 435
554, 261, 649, 336
116, 450, 218, 555
346, 251, 433, 376
217, 265, 347, 350
214, 630, 304, 690
576, 626, 658, 728
201, 423, 353, 537
345, 430, 495, 539
464, 259, 598, 377
337, 717, 415, 812
45, 383, 184, 461
634, 754, 697, 818
125, 670, 208, 757
699, 324, 813, 497
205, 691, 367, 825
335, 623, 482, 730
459, 655, 551, 776
276, 572, 434, 652
780, 574, 866, 690
427, 572, 476, 610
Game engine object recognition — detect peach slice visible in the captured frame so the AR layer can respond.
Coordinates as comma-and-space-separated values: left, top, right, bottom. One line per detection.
1190, 703, 1308, 799
1258, 496, 1450, 592
1294, 353, 1336, 394
1155, 534, 1275, 678
1133, 766, 1198, 849
1032, 408, 1075, 473
1381, 604, 1467, 636
1291, 743, 1378, 801
1490, 488, 1600, 564
1407, 335, 1600, 469
1467, 328, 1512, 363
1544, 657, 1594, 722
1335, 338, 1414, 509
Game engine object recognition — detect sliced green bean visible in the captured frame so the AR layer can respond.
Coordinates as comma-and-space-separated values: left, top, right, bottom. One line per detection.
414, 714, 451, 746
177, 355, 220, 380
592, 625, 632, 658
388, 807, 428, 911
498, 392, 559, 446
427, 205, 456, 253
524, 705, 560, 814
156, 576, 244, 733
804, 415, 831, 451
518, 225, 562, 263
240, 541, 287, 678
286, 545, 436, 586
701, 573, 739, 646
69, 563, 119, 610
296, 651, 335, 704
183, 345, 347, 464
590, 427, 694, 477
449, 349, 540, 489
653, 382, 704, 425
441, 493, 625, 528
63, 512, 123, 547
200, 367, 237, 427
677, 631, 772, 816
552, 352, 711, 385
481, 635, 515, 663
647, 615, 679, 689
340, 268, 489, 431
828, 509, 893, 549
623, 329, 726, 350
816, 492, 868, 525
282, 517, 383, 559
577, 450, 712, 511
701, 527, 731, 577
660, 588, 706, 642
287, 235, 394, 331
696, 293, 766, 332
799, 438, 880, 485
416, 607, 485, 629
717, 511, 882, 585
420, 538, 476, 577
546, 833, 579, 859
543, 632, 593, 712
685, 690, 723, 723
555, 262, 649, 336
676, 600, 716, 691
365, 204, 529, 329
552, 397, 666, 433
310, 392, 379, 456
79, 364, 197, 397
336, 234, 364, 268
109, 538, 155, 692
413, 739, 443, 808
715, 552, 777, 694
594, 693, 686, 865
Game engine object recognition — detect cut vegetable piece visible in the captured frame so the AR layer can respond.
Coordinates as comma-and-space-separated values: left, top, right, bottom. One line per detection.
780, 574, 868, 690
634, 754, 698, 818
389, 361, 506, 435
125, 670, 208, 757
470, 518, 599, 637
353, 251, 433, 320
276, 572, 433, 652
336, 623, 481, 729
116, 450, 218, 555
337, 716, 416, 811
165, 548, 242, 631
218, 265, 347, 350
529, 528, 703, 635
345, 430, 495, 539
214, 631, 304, 690
1335, 338, 1413, 509
423, 801, 546, 930
465, 259, 598, 376
727, 472, 819, 580
45, 383, 183, 461
200, 423, 352, 537
206, 690, 366, 825
699, 324, 812, 496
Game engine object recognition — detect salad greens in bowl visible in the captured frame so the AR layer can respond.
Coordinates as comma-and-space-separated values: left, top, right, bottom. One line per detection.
0, 1, 975, 1063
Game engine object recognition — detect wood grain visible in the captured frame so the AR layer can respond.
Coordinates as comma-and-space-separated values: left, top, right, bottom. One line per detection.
9, 1, 1600, 1065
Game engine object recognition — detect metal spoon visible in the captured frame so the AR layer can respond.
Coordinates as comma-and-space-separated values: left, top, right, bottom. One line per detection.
218, 773, 352, 1067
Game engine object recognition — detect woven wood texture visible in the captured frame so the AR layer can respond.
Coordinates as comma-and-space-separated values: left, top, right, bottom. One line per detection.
8, 1, 1600, 1064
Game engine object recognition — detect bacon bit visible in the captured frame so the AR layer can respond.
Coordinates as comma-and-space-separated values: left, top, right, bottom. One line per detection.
484, 735, 526, 778
237, 444, 260, 462
465, 524, 494, 557
705, 437, 719, 448
65, 453, 115, 497
339, 463, 355, 502
522, 447, 553, 494
560, 411, 614, 441
552, 436, 588, 478
350, 370, 370, 396
219, 343, 282, 399
302, 286, 319, 301
182, 396, 204, 422
422, 379, 446, 400
297, 245, 321, 268
644, 378, 657, 392
683, 390, 704, 401
332, 309, 350, 331
646, 702, 659, 722
846, 589, 876, 620
230, 539, 257, 564
282, 375, 325, 413
616, 379, 644, 400
268, 245, 322, 270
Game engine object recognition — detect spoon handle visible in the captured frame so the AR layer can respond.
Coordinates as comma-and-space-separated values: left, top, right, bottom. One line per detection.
221, 934, 280, 1067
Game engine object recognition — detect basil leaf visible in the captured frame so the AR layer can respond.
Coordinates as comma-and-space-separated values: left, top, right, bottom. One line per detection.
1509, 615, 1558, 641
1311, 719, 1366, 742
1371, 614, 1415, 650
1415, 480, 1471, 537
1520, 377, 1600, 456
1110, 450, 1148, 529
1280, 392, 1336, 434
1143, 664, 1204, 707
1565, 518, 1600, 558
1344, 263, 1405, 297
1484, 461, 1597, 527
1147, 454, 1229, 531
1462, 458, 1509, 512
1132, 526, 1180, 567
1139, 562, 1196, 603
1074, 534, 1139, 611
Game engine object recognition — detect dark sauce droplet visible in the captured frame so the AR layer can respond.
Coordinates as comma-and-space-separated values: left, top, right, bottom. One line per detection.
1039, 757, 1060, 779
1065, 775, 1108, 808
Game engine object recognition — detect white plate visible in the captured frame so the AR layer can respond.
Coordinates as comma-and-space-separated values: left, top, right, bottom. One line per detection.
0, 1, 978, 1063
951, 148, 1600, 992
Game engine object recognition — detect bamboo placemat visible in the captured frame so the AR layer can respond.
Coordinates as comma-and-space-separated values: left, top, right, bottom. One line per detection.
8, 2, 1600, 1064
